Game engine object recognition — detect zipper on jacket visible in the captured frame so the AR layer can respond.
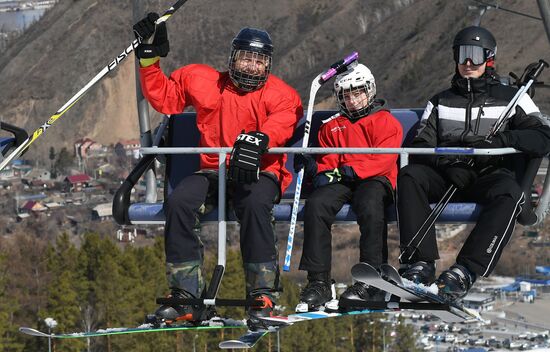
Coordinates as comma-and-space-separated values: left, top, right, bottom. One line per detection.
460, 79, 474, 141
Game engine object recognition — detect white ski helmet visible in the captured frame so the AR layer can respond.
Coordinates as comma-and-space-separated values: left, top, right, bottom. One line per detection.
334, 63, 376, 120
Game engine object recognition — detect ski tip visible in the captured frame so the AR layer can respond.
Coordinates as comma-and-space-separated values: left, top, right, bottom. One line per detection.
219, 340, 252, 349
19, 327, 51, 338
350, 262, 368, 277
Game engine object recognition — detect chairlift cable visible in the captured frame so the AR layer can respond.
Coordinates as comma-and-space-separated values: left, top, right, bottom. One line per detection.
469, 0, 542, 21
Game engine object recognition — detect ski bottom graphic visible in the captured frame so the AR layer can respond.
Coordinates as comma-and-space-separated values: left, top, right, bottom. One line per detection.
20, 318, 246, 339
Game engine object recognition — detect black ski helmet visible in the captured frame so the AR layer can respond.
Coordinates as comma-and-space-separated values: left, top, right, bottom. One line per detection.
228, 27, 273, 92
453, 26, 497, 64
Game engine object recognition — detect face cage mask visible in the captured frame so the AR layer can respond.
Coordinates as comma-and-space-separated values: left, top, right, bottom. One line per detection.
336, 84, 375, 120
454, 45, 494, 65
228, 50, 272, 92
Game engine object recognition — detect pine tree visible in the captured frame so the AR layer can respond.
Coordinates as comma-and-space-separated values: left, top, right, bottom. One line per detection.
392, 316, 420, 352
0, 252, 24, 351
42, 233, 86, 352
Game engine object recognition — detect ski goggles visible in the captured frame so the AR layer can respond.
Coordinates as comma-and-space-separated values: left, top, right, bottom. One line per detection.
453, 45, 495, 65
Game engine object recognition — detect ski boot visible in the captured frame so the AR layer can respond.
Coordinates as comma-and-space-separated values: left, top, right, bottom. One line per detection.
436, 264, 476, 301
296, 272, 333, 312
399, 261, 436, 286
246, 290, 275, 331
146, 288, 216, 327
340, 281, 386, 308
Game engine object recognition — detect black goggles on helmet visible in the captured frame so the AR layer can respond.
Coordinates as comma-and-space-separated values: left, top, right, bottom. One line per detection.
453, 45, 495, 65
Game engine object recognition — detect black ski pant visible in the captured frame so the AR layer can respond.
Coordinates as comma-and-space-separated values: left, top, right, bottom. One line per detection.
299, 178, 392, 273
397, 164, 524, 277
164, 171, 280, 293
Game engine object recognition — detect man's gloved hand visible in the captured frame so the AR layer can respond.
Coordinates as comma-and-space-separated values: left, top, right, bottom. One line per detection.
442, 161, 477, 190
293, 154, 317, 177
133, 13, 170, 62
228, 131, 269, 183
463, 133, 509, 149
312, 166, 357, 189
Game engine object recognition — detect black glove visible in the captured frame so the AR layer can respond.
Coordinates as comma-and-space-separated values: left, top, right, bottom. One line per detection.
133, 13, 170, 59
463, 133, 508, 149
228, 131, 269, 183
312, 166, 357, 189
339, 165, 357, 183
293, 154, 317, 177
442, 161, 477, 190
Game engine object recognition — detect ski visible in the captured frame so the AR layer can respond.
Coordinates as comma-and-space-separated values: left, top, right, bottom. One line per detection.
219, 330, 269, 349
379, 263, 484, 322
219, 307, 382, 349
20, 318, 246, 339
351, 262, 483, 323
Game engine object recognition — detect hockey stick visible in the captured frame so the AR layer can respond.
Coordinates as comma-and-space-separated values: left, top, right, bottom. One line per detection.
0, 0, 190, 172
283, 52, 359, 272
399, 59, 549, 262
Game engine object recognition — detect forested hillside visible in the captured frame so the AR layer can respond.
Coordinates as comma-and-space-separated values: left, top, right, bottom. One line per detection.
0, 233, 419, 351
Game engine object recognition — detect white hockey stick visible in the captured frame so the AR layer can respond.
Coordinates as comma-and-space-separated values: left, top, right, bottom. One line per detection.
283, 52, 359, 272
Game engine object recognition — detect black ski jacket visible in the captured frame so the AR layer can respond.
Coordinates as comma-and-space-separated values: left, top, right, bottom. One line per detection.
411, 71, 550, 170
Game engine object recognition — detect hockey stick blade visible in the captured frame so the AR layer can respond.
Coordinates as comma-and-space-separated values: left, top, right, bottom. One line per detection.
0, 0, 190, 173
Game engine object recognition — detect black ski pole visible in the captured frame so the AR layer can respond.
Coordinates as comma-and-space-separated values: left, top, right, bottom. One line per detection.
0, 0, 190, 172
399, 59, 549, 263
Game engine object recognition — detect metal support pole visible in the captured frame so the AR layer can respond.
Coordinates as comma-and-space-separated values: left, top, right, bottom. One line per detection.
133, 0, 157, 203
218, 152, 227, 267
538, 0, 550, 45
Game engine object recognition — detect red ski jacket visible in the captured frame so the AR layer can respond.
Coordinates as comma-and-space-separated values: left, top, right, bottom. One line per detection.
139, 63, 303, 193
316, 107, 403, 189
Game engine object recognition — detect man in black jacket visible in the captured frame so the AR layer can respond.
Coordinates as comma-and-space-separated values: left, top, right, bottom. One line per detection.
397, 26, 550, 300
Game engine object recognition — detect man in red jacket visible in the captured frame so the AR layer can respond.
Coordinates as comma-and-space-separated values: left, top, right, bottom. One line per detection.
295, 63, 403, 310
133, 14, 303, 326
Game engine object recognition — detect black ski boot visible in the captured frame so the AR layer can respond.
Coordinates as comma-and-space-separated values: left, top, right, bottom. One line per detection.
340, 281, 386, 303
399, 261, 436, 285
246, 290, 275, 331
298, 272, 333, 311
147, 288, 215, 326
436, 264, 476, 301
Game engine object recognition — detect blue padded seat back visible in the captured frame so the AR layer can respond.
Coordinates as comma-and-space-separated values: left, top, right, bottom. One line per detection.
165, 109, 424, 199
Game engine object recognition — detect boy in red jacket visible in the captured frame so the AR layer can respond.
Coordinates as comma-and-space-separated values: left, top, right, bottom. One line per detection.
133, 14, 303, 327
296, 63, 403, 310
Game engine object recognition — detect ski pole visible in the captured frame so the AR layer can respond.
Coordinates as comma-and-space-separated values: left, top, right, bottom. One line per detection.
283, 52, 359, 272
399, 59, 549, 262
0, 0, 190, 173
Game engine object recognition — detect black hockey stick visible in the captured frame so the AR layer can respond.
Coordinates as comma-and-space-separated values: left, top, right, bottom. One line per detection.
0, 0, 190, 172
400, 59, 549, 262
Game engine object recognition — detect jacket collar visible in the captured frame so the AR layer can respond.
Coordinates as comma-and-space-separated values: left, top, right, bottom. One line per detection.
450, 68, 500, 96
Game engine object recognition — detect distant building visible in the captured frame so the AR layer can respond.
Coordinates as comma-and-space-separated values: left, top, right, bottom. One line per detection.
92, 203, 112, 221
462, 293, 495, 311
74, 138, 109, 159
114, 139, 141, 159
23, 168, 51, 181
116, 227, 147, 243
20, 200, 47, 213
64, 174, 92, 192
45, 202, 63, 210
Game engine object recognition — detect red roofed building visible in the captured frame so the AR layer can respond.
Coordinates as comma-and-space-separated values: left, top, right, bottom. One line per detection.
20, 200, 47, 213
64, 174, 92, 192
